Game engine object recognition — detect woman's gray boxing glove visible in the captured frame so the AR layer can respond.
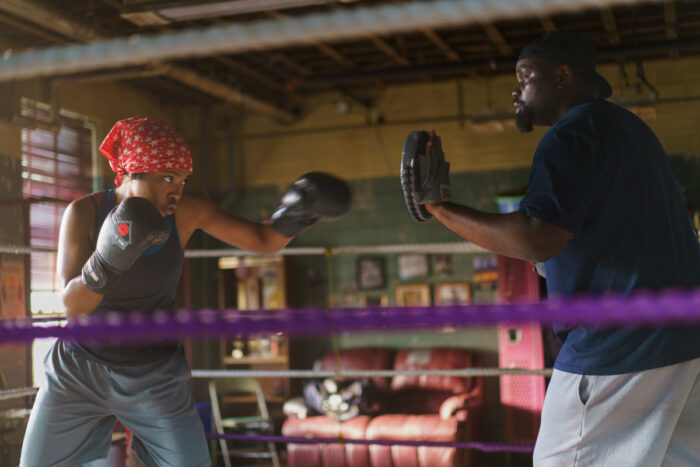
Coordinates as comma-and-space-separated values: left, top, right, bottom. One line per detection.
82, 197, 169, 294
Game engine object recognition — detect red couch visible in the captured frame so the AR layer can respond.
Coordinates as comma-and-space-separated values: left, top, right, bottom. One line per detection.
282, 347, 483, 467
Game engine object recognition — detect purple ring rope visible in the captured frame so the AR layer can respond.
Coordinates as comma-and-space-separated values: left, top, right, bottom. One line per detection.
204, 432, 534, 453
1, 287, 699, 343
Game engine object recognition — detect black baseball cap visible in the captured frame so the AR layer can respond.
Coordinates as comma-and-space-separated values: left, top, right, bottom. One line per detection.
519, 31, 612, 99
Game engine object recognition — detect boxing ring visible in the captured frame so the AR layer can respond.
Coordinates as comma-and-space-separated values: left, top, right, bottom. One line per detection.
0, 0, 692, 462
1, 242, 699, 458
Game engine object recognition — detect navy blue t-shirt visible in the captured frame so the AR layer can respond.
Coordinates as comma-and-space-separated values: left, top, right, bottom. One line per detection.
520, 99, 700, 375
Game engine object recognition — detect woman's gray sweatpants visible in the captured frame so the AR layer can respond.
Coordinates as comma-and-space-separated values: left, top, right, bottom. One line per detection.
20, 341, 211, 467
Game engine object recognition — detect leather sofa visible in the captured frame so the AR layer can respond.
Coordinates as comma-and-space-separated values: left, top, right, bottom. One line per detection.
282, 347, 483, 467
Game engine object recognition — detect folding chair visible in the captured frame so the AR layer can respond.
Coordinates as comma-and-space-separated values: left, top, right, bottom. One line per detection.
208, 378, 281, 467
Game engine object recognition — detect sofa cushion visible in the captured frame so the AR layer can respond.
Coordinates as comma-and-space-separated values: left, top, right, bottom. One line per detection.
283, 415, 371, 467
365, 414, 459, 467
391, 348, 473, 394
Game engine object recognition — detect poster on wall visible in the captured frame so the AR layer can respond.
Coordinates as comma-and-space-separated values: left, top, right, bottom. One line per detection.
1, 260, 26, 319
0, 259, 29, 392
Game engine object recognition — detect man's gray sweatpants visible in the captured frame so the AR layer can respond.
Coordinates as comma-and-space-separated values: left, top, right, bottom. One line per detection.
534, 357, 700, 467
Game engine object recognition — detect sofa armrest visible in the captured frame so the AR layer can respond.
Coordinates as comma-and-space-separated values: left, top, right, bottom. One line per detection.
439, 384, 483, 421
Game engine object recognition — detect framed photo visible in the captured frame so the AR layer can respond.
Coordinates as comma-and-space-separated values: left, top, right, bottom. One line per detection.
360, 295, 389, 307
357, 256, 386, 290
395, 284, 431, 306
434, 282, 472, 306
433, 254, 453, 276
398, 254, 429, 280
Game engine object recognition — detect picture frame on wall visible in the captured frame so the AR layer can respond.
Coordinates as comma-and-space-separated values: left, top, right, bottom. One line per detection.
395, 283, 431, 306
434, 282, 473, 306
356, 256, 386, 290
360, 295, 389, 307
433, 254, 453, 276
398, 254, 429, 280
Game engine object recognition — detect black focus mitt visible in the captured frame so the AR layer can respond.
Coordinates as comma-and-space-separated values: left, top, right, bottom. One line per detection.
400, 130, 451, 222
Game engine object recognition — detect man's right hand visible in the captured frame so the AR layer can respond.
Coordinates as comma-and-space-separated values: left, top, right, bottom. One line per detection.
81, 197, 169, 294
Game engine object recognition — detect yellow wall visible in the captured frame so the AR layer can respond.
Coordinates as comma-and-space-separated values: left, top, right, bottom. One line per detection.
194, 55, 700, 191
3, 55, 700, 193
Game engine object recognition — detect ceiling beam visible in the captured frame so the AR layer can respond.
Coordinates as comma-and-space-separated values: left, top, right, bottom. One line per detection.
600, 8, 621, 45
419, 27, 460, 62
267, 10, 356, 68
0, 0, 295, 120
206, 18, 301, 97
329, 3, 409, 66
482, 23, 513, 56
0, 0, 679, 82
153, 63, 296, 121
212, 55, 301, 98
311, 40, 356, 67
365, 35, 410, 66
267, 52, 313, 76
291, 37, 700, 90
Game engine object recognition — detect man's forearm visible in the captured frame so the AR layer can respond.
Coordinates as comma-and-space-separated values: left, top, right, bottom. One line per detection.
426, 202, 567, 262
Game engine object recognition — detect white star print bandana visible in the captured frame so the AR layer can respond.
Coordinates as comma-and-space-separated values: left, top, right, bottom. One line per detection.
99, 116, 194, 186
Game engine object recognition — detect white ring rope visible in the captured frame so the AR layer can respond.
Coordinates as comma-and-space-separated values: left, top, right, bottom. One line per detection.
0, 367, 550, 401
0, 245, 60, 255
190, 368, 553, 379
0, 387, 39, 401
0, 0, 655, 81
0, 242, 487, 257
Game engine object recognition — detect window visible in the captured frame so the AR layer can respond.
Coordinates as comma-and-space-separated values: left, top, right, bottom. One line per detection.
21, 100, 94, 314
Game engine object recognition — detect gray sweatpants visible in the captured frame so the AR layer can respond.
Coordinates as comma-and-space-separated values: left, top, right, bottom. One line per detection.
534, 357, 700, 467
20, 340, 211, 467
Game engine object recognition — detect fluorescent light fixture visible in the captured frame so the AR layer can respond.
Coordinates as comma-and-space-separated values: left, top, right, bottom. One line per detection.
122, 0, 333, 26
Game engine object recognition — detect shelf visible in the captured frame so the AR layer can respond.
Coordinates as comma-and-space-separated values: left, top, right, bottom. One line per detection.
223, 355, 288, 365
222, 395, 287, 404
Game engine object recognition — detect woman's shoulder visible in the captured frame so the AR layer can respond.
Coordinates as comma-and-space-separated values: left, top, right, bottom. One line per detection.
69, 190, 105, 215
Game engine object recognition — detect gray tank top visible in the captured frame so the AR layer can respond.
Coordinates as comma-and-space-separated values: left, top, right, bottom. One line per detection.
65, 189, 184, 365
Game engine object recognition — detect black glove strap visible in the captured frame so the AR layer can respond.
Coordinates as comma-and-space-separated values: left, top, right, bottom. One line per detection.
81, 252, 123, 295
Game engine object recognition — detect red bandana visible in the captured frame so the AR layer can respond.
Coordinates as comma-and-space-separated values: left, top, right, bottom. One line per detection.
99, 116, 194, 186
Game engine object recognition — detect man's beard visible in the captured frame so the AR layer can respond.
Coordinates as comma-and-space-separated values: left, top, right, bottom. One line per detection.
515, 105, 534, 133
